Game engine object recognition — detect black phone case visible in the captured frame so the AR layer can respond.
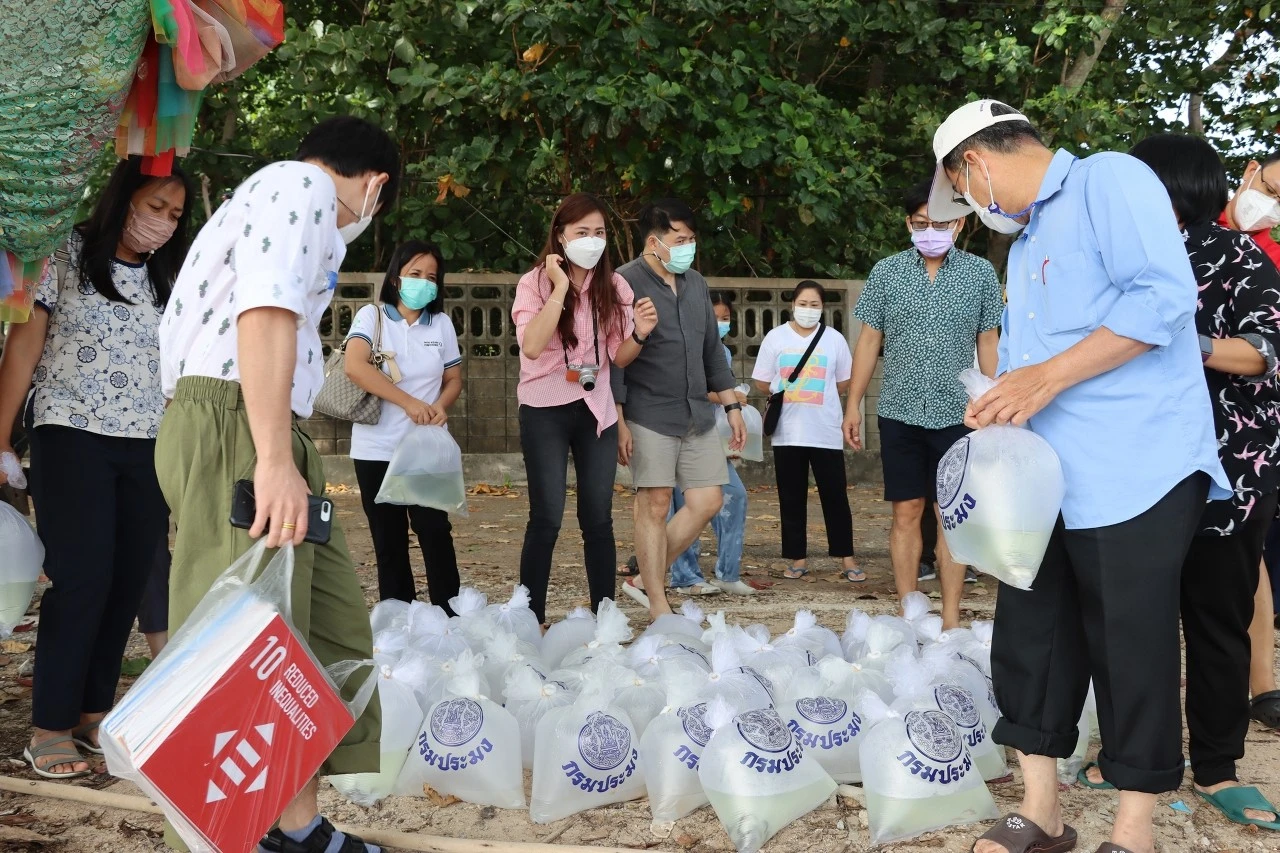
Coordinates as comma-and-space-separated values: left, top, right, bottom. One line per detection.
229, 479, 333, 546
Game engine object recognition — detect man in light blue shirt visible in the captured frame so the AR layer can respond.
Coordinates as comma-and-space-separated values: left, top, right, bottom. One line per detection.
928, 100, 1229, 853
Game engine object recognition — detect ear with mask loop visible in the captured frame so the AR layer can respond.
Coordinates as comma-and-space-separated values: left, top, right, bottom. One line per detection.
967, 161, 1038, 220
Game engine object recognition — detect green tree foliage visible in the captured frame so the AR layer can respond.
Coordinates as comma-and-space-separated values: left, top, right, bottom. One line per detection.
175, 0, 1277, 277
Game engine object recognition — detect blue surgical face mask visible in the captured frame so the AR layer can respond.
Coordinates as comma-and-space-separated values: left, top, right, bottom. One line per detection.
657, 238, 697, 274
717, 320, 731, 339
398, 276, 437, 310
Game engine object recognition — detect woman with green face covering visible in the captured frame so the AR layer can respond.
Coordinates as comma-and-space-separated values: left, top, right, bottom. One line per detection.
344, 240, 463, 612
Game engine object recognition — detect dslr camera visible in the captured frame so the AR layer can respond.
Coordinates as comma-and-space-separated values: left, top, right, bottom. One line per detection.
566, 363, 600, 391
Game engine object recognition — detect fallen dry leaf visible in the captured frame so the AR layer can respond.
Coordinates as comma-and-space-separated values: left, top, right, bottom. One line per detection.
0, 824, 55, 845
0, 640, 31, 654
119, 818, 161, 839
673, 831, 698, 849
0, 814, 37, 827
422, 784, 460, 807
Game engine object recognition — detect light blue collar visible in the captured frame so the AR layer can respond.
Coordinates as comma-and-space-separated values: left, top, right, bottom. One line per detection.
383, 303, 433, 325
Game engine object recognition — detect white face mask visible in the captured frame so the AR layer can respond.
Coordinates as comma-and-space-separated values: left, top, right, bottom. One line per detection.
563, 235, 607, 270
337, 180, 381, 245
1234, 171, 1280, 233
792, 306, 823, 328
962, 160, 1029, 235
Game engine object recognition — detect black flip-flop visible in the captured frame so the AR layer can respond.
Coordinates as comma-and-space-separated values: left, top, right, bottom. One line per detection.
971, 813, 1077, 853
617, 556, 639, 577
1251, 690, 1280, 731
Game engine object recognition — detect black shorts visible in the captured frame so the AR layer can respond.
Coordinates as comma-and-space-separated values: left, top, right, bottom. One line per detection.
878, 416, 971, 503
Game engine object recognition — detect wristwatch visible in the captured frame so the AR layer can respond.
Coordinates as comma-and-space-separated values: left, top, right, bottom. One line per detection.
632, 330, 649, 345
723, 402, 742, 413
1198, 334, 1213, 363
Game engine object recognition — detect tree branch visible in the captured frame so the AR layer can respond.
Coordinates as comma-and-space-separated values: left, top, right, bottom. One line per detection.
1061, 0, 1127, 91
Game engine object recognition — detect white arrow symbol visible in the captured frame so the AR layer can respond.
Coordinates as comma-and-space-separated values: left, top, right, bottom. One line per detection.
255, 724, 275, 745
205, 781, 227, 804
212, 731, 234, 758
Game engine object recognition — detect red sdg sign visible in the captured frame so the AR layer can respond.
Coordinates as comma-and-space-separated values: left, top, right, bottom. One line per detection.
139, 614, 354, 853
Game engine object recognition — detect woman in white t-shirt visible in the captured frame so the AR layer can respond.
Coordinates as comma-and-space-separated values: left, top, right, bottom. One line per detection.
344, 240, 463, 613
752, 281, 863, 582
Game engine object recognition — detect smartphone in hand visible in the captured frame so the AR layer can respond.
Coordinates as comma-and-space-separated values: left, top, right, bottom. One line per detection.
229, 479, 333, 546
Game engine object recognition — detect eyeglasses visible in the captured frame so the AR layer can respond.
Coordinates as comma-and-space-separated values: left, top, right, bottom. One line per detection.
908, 219, 959, 231
1258, 167, 1279, 201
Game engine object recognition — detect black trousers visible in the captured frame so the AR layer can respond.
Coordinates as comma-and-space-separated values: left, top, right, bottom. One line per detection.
28, 426, 169, 730
136, 539, 170, 635
991, 473, 1208, 794
517, 401, 618, 625
354, 458, 460, 615
772, 445, 854, 560
1183, 489, 1278, 787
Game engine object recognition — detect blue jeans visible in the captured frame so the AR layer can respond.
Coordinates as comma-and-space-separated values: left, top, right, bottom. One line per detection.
668, 462, 747, 587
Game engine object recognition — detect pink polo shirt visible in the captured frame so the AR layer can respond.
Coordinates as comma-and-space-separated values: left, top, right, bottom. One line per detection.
512, 267, 634, 434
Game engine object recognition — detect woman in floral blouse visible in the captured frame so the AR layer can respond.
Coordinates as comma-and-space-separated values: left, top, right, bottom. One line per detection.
1108, 135, 1280, 830
0, 157, 191, 778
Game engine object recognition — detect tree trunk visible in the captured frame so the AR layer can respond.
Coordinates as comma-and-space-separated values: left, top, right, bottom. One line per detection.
1188, 94, 1204, 134
1061, 0, 1127, 91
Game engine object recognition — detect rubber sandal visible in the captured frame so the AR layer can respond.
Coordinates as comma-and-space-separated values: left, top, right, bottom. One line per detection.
1075, 761, 1113, 790
620, 577, 649, 608
970, 813, 1078, 853
23, 735, 90, 780
617, 556, 639, 577
672, 582, 721, 596
782, 566, 809, 579
72, 720, 103, 755
260, 817, 372, 852
1193, 784, 1280, 831
842, 567, 867, 583
1251, 689, 1280, 730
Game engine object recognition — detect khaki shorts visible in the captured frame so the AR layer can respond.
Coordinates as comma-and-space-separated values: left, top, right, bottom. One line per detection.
630, 421, 729, 490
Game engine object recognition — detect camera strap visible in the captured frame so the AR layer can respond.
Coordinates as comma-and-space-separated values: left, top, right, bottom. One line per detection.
561, 299, 600, 368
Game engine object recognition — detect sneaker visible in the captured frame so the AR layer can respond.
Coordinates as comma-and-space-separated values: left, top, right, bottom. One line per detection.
620, 577, 650, 607
918, 562, 937, 582
672, 582, 722, 596
964, 567, 979, 584
711, 579, 756, 596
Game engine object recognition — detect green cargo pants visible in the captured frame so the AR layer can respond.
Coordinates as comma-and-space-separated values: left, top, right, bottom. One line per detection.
155, 377, 380, 780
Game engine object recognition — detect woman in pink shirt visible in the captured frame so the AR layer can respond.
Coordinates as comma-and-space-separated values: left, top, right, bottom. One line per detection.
512, 193, 657, 625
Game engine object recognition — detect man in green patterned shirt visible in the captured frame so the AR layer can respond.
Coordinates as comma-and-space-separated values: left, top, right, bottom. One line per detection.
843, 179, 1003, 628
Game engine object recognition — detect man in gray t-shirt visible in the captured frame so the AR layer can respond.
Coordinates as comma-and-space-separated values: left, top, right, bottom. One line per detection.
612, 199, 745, 621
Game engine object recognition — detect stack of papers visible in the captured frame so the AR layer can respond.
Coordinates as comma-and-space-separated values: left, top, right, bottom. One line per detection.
103, 587, 354, 853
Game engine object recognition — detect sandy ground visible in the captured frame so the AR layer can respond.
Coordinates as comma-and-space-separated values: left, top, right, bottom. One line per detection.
0, 483, 1277, 852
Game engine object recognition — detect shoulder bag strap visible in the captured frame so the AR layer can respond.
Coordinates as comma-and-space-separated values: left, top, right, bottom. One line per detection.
783, 321, 825, 388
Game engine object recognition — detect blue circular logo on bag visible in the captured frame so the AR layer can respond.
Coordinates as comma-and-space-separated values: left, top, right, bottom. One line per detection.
578, 712, 631, 771
904, 709, 963, 764
735, 708, 792, 753
678, 703, 712, 747
796, 696, 848, 725
937, 436, 970, 510
430, 698, 485, 747
934, 685, 980, 729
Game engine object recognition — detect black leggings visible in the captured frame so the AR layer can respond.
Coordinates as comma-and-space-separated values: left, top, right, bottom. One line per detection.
28, 426, 168, 730
772, 444, 854, 560
1182, 490, 1279, 786
354, 458, 460, 615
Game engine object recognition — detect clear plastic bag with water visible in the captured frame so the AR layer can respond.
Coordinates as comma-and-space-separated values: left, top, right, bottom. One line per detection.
774, 610, 843, 660
936, 369, 1065, 590
0, 503, 42, 637
698, 698, 836, 853
330, 667, 425, 806
529, 686, 646, 823
714, 403, 764, 462
695, 638, 775, 712
856, 691, 998, 846
376, 424, 469, 516
485, 584, 543, 650
639, 681, 712, 828
781, 670, 867, 784
504, 664, 576, 770
541, 607, 597, 671
395, 665, 525, 808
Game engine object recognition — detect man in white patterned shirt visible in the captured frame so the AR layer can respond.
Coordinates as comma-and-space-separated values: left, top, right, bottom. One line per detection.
157, 117, 397, 853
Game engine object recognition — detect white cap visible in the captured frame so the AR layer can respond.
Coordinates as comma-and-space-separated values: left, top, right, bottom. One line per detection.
927, 100, 1031, 220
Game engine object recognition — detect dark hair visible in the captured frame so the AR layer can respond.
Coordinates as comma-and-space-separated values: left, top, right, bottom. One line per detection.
792, 280, 826, 302
941, 102, 1044, 174
297, 116, 401, 216
710, 290, 733, 308
903, 178, 933, 216
635, 198, 697, 241
1129, 134, 1228, 227
380, 240, 446, 314
533, 193, 626, 351
1263, 150, 1280, 167
73, 157, 192, 306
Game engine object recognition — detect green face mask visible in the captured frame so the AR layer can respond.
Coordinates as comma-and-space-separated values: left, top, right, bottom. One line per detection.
398, 276, 437, 310
657, 238, 697, 274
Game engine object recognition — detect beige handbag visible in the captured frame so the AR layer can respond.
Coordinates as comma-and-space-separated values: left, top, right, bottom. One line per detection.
313, 305, 399, 424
